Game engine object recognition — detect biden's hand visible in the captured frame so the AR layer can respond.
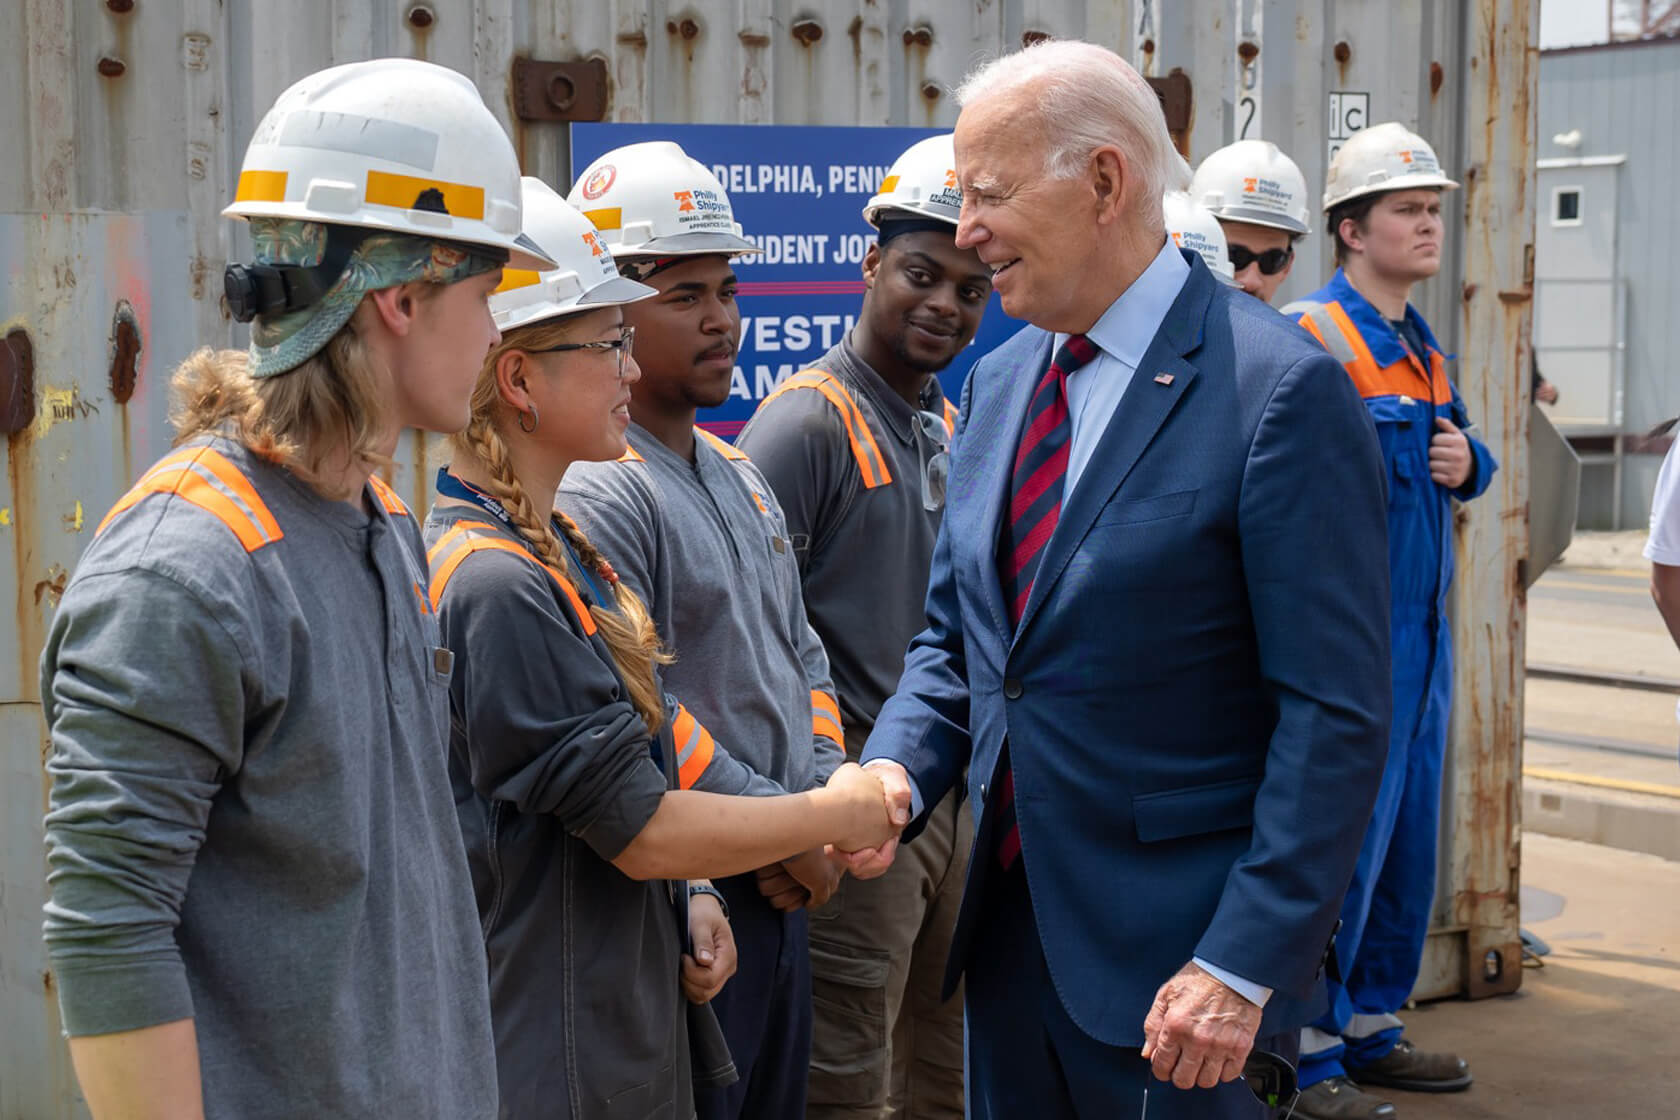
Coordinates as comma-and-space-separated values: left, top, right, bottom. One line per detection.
1140, 961, 1263, 1090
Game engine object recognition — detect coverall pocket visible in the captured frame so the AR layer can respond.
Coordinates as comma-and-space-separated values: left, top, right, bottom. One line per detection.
808, 937, 892, 1105
1366, 398, 1427, 513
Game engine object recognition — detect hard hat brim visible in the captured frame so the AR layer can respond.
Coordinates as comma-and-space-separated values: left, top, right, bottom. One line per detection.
577, 275, 661, 307
492, 275, 657, 333
1211, 206, 1310, 236
614, 231, 763, 257
1322, 174, 1461, 213
863, 203, 962, 230
222, 204, 558, 271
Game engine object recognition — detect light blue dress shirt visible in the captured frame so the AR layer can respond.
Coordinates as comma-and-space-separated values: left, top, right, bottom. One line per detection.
870, 241, 1271, 1009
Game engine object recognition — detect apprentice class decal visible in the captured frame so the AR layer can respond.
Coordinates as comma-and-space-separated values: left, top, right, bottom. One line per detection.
580, 164, 616, 200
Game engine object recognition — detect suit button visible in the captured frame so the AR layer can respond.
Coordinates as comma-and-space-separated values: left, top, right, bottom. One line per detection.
1003, 678, 1023, 699
980, 782, 989, 801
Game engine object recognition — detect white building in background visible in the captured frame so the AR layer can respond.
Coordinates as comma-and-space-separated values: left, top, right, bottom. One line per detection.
1535, 30, 1680, 528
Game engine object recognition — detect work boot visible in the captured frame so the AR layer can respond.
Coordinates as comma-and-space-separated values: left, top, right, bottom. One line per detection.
1345, 1039, 1473, 1092
1292, 1076, 1397, 1119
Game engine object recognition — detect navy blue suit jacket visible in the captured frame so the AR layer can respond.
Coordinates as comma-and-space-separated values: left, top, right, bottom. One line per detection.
862, 253, 1392, 1046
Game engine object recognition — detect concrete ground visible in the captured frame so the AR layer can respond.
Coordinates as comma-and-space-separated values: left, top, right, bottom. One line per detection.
1522, 553, 1680, 861
1370, 833, 1680, 1120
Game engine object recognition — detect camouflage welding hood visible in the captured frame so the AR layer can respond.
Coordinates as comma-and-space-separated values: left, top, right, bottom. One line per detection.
246, 217, 503, 378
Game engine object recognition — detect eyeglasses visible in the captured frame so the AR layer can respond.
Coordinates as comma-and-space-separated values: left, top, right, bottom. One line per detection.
1227, 244, 1294, 276
914, 409, 952, 513
528, 325, 635, 378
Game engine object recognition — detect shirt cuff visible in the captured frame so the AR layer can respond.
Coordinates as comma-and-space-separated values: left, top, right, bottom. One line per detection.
1193, 957, 1272, 1008
862, 759, 924, 820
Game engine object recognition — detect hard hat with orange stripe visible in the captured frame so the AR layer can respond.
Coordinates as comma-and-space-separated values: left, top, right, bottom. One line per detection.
491, 178, 658, 333
567, 141, 761, 260
223, 58, 553, 271
863, 133, 962, 228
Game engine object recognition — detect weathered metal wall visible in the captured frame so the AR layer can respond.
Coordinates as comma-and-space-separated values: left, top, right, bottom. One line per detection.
0, 2, 1531, 1114
1537, 36, 1680, 528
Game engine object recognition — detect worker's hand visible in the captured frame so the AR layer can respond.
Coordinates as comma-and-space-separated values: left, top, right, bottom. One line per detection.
833, 760, 911, 879
780, 846, 844, 909
682, 888, 737, 1004
755, 862, 811, 912
1140, 961, 1263, 1090
1535, 378, 1560, 405
1430, 416, 1473, 489
825, 761, 903, 853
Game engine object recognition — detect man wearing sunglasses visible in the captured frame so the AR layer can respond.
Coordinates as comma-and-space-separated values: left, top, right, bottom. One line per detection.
561, 141, 850, 1120
736, 132, 992, 1120
1189, 140, 1311, 303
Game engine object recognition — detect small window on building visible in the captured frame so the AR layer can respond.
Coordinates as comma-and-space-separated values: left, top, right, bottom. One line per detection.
1553, 187, 1582, 226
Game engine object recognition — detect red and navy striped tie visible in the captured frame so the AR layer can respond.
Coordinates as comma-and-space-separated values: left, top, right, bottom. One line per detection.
994, 333, 1098, 870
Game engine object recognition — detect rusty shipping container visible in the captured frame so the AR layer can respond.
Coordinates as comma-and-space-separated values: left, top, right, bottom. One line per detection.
0, 1, 1535, 1115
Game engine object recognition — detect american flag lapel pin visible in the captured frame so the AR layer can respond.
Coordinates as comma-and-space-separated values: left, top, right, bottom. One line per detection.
1153, 372, 1175, 386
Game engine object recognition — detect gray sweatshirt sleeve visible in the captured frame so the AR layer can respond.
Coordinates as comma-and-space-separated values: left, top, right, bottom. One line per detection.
42, 567, 252, 1036
659, 692, 788, 797
738, 460, 847, 788
439, 548, 668, 861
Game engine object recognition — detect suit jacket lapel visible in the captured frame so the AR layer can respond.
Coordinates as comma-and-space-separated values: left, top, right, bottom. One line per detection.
975, 330, 1053, 639
1013, 267, 1215, 641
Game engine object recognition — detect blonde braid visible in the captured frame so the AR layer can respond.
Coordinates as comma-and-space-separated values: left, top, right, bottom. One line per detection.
460, 404, 671, 734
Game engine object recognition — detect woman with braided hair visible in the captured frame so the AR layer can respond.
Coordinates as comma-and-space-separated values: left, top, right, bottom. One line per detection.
425, 180, 900, 1120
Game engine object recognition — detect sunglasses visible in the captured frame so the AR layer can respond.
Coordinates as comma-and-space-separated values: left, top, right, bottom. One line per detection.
528, 325, 636, 378
1227, 244, 1294, 276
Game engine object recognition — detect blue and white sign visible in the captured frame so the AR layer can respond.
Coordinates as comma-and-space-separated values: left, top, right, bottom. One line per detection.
571, 123, 1023, 438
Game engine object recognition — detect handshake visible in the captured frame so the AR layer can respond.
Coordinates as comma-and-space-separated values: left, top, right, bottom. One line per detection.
755, 760, 914, 913
824, 760, 914, 880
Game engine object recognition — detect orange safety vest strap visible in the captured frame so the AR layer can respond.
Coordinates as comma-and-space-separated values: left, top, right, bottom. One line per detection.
696, 427, 750, 462
97, 446, 284, 552
367, 474, 410, 517
811, 690, 844, 744
759, 370, 895, 489
428, 529, 597, 636
941, 398, 959, 438
1306, 302, 1448, 405
671, 703, 719, 789
618, 445, 644, 463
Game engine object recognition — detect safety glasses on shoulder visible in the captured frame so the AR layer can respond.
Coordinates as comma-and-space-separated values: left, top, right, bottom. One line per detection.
528, 325, 636, 378
913, 409, 952, 513
1226, 244, 1294, 276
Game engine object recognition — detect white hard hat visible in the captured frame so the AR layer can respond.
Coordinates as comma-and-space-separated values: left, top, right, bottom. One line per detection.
1163, 191, 1237, 285
1190, 141, 1311, 236
490, 179, 658, 333
1322, 122, 1460, 212
863, 133, 962, 228
223, 58, 553, 270
568, 141, 759, 259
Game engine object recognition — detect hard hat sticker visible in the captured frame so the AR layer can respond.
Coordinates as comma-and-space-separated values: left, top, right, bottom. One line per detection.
581, 165, 617, 200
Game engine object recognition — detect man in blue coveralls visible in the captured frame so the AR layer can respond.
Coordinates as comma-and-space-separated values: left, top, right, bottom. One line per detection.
1284, 122, 1497, 1120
